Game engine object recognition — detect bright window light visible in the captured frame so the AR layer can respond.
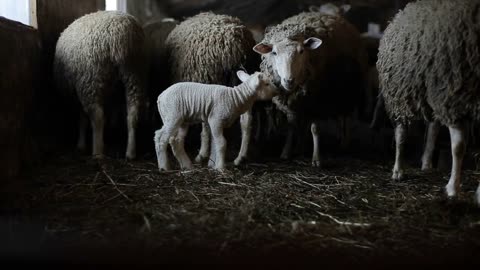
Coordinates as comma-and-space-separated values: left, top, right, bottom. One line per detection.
0, 0, 31, 25
106, 0, 126, 12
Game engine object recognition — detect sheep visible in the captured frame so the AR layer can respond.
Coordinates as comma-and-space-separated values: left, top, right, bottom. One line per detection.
253, 11, 369, 167
54, 11, 147, 160
377, 0, 480, 205
165, 12, 259, 166
154, 71, 278, 171
143, 18, 178, 125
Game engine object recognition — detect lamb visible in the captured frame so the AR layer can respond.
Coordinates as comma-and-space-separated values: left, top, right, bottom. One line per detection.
54, 11, 147, 160
154, 71, 278, 171
165, 12, 258, 166
377, 0, 480, 205
254, 11, 369, 166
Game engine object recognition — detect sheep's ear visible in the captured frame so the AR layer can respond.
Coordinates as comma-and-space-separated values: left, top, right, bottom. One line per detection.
304, 37, 322, 50
341, 4, 351, 13
309, 5, 320, 12
237, 70, 250, 82
253, 43, 273, 55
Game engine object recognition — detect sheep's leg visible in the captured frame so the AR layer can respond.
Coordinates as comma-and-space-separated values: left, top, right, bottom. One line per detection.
281, 113, 297, 160
234, 110, 252, 166
125, 102, 139, 160
121, 65, 146, 160
265, 106, 275, 140
446, 123, 467, 198
254, 108, 262, 142
392, 123, 407, 180
154, 123, 178, 171
77, 112, 88, 152
90, 105, 105, 159
421, 121, 441, 170
311, 121, 321, 168
209, 122, 227, 171
195, 122, 211, 163
170, 125, 193, 170
208, 134, 216, 168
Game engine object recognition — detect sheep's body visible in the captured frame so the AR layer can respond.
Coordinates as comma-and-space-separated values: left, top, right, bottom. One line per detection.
165, 12, 258, 166
258, 12, 368, 165
143, 18, 178, 124
154, 71, 277, 171
54, 11, 147, 160
378, 0, 480, 205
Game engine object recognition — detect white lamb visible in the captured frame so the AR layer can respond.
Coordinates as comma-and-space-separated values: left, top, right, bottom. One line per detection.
154, 71, 278, 171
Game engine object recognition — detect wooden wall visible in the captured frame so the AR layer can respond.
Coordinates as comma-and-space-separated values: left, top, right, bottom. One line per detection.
0, 18, 41, 182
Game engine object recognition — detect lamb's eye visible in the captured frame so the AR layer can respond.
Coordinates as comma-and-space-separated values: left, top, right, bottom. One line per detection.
272, 51, 277, 56
299, 49, 304, 54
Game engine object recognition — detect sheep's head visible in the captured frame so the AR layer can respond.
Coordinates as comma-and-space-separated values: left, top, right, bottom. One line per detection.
253, 36, 322, 92
237, 71, 279, 100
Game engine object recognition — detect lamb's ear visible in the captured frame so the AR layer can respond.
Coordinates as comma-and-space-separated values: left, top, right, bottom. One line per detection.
304, 37, 323, 50
237, 70, 250, 82
253, 43, 273, 55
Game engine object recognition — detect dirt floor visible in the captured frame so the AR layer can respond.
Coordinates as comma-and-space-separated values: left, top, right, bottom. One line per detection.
1, 145, 480, 266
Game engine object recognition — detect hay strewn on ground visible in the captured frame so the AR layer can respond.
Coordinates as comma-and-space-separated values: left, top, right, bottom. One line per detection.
2, 153, 480, 264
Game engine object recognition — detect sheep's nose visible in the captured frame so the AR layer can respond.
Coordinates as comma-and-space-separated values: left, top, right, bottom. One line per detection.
284, 78, 295, 85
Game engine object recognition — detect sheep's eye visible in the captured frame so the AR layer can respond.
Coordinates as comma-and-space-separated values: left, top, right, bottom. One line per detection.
272, 51, 277, 56
299, 49, 304, 54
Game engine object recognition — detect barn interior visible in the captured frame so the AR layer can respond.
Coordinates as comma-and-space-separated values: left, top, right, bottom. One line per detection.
1, 0, 480, 266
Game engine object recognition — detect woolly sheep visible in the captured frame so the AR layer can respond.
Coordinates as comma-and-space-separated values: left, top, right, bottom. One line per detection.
54, 11, 147, 160
143, 18, 178, 124
253, 11, 368, 167
165, 12, 258, 166
154, 71, 278, 171
377, 0, 480, 205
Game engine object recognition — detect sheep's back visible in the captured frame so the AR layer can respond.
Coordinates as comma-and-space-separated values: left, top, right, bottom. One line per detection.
378, 0, 480, 125
165, 12, 256, 85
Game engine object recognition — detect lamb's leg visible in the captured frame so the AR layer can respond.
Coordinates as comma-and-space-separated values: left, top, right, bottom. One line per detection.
154, 124, 178, 171
254, 108, 262, 142
125, 101, 139, 160
170, 125, 193, 170
311, 121, 321, 167
281, 113, 297, 160
446, 123, 467, 198
195, 122, 210, 163
208, 135, 216, 168
265, 106, 275, 140
77, 112, 88, 152
392, 123, 407, 180
421, 121, 440, 170
209, 122, 227, 171
90, 105, 105, 159
234, 110, 252, 166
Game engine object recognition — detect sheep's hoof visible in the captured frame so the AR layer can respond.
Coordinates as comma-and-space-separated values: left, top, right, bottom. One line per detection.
312, 160, 322, 168
195, 155, 208, 164
421, 161, 433, 171
234, 156, 246, 166
126, 153, 136, 161
445, 183, 459, 198
391, 169, 404, 181
181, 163, 194, 171
280, 153, 290, 161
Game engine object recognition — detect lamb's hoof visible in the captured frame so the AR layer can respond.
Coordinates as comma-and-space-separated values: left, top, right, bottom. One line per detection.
392, 170, 404, 181
312, 160, 322, 168
158, 163, 171, 172
181, 163, 194, 171
234, 156, 246, 166
93, 154, 105, 160
445, 183, 459, 198
214, 166, 227, 173
195, 155, 207, 164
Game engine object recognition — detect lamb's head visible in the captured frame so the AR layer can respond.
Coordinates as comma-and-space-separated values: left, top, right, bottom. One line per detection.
254, 33, 322, 92
237, 70, 279, 100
